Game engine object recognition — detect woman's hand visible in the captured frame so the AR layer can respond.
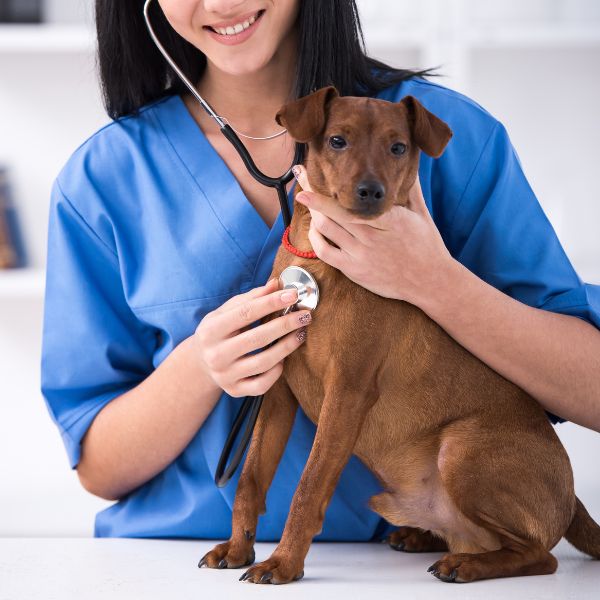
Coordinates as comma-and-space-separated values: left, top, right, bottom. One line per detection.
292, 165, 454, 306
191, 279, 310, 397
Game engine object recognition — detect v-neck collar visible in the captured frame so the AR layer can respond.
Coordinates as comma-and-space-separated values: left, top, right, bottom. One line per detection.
152, 94, 296, 276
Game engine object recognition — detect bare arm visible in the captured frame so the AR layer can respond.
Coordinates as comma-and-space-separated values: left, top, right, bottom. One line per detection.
76, 336, 221, 501
76, 279, 309, 501
419, 258, 600, 432
290, 166, 600, 433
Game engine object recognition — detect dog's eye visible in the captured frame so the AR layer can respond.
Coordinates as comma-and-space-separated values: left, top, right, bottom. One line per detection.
391, 142, 407, 156
329, 136, 347, 150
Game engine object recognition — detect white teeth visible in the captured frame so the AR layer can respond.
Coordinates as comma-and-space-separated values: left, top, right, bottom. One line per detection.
213, 12, 258, 36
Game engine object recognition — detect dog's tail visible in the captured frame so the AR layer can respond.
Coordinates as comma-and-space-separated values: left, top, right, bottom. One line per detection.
564, 496, 600, 558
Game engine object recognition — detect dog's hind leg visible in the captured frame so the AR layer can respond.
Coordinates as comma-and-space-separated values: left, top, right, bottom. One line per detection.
428, 426, 573, 582
428, 542, 558, 583
387, 526, 448, 553
199, 377, 298, 570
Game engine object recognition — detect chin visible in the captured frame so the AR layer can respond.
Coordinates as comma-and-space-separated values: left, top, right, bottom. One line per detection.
212, 47, 276, 76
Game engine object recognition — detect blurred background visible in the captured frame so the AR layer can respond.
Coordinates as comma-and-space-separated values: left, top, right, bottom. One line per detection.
0, 0, 598, 537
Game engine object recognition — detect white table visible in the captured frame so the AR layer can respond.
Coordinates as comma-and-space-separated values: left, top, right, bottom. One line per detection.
0, 538, 597, 599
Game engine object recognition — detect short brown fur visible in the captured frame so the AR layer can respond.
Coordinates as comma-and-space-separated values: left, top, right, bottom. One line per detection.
199, 86, 600, 584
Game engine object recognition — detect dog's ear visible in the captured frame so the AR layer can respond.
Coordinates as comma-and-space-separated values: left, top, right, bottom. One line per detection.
275, 86, 339, 142
400, 95, 453, 158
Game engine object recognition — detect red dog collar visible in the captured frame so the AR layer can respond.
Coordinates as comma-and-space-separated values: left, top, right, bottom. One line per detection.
282, 226, 318, 259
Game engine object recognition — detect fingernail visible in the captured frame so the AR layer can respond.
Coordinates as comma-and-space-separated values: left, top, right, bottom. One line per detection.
267, 277, 277, 286
296, 327, 307, 342
296, 192, 310, 204
292, 165, 301, 181
298, 312, 311, 325
281, 290, 297, 303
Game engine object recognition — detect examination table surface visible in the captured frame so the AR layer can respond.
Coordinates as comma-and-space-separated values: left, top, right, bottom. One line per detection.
0, 537, 597, 599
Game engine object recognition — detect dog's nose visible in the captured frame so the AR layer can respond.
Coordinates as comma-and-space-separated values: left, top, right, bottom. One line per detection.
355, 180, 385, 205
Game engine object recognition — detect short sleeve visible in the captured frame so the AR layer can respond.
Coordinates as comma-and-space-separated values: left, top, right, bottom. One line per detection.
446, 121, 600, 425
41, 179, 157, 469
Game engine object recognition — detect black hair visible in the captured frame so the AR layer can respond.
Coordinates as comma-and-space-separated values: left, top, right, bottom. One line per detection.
95, 0, 440, 120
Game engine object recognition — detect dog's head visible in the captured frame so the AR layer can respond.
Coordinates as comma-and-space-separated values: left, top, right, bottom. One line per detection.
275, 86, 453, 218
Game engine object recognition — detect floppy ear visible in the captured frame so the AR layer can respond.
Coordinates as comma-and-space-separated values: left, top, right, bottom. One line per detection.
275, 86, 339, 142
400, 95, 453, 158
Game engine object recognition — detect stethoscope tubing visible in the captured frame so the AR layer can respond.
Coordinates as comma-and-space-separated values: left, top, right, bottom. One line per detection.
142, 0, 304, 487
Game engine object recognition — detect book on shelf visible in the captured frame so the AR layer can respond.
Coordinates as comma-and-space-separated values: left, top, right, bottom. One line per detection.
0, 0, 42, 24
0, 166, 27, 270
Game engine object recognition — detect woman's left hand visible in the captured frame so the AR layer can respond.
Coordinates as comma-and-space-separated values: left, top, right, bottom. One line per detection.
292, 165, 455, 306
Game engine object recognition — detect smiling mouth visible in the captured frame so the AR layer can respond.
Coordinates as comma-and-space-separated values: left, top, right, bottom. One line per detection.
204, 9, 265, 37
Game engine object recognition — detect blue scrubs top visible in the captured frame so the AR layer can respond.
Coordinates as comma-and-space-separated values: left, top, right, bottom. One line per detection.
41, 76, 600, 541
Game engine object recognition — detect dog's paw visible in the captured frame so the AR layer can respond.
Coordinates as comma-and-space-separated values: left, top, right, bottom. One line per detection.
239, 555, 304, 585
387, 526, 448, 553
427, 553, 475, 583
198, 540, 255, 570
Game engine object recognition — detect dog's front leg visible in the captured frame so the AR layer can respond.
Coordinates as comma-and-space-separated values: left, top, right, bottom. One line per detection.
240, 388, 374, 584
198, 375, 298, 569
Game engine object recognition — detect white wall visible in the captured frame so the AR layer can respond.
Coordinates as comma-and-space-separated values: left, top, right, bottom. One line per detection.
0, 3, 112, 536
0, 0, 599, 537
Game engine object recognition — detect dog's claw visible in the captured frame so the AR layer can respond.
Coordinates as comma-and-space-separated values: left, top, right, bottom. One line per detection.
436, 568, 458, 583
198, 556, 208, 568
390, 541, 405, 551
259, 570, 273, 583
239, 571, 250, 582
217, 558, 228, 569
427, 564, 435, 572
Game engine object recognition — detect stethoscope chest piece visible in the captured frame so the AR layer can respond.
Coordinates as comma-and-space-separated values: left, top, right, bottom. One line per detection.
279, 266, 320, 312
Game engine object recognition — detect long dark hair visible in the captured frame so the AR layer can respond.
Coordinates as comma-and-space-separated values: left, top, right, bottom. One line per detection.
95, 0, 439, 120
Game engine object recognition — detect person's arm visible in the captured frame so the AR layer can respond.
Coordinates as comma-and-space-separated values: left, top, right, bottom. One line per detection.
76, 336, 220, 501
41, 182, 309, 500
419, 258, 600, 432
76, 278, 307, 501
41, 179, 214, 498
292, 116, 600, 431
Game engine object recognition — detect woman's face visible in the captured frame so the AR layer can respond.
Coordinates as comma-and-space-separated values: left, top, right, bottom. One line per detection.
157, 0, 300, 77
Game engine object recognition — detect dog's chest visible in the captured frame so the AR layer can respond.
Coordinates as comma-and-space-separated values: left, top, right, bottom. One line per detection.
275, 258, 406, 425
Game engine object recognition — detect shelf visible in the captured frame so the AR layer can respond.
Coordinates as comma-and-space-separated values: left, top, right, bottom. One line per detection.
467, 25, 600, 47
0, 24, 95, 53
2, 22, 599, 56
0, 268, 45, 299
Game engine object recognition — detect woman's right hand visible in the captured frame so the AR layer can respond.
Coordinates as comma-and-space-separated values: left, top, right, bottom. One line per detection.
190, 278, 311, 397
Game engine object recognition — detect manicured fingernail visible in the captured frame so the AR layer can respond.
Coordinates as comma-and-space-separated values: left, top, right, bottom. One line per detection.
296, 327, 307, 342
298, 312, 311, 325
281, 290, 297, 303
292, 165, 301, 181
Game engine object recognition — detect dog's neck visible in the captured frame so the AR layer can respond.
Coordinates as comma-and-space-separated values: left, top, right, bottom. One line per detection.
287, 197, 316, 255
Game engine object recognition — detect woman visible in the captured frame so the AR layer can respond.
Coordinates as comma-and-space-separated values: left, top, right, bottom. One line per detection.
41, 0, 600, 541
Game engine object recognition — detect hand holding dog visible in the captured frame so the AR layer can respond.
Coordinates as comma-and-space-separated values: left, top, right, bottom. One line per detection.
292, 165, 455, 306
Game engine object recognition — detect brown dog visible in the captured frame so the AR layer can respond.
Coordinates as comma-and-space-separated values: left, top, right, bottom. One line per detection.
199, 86, 600, 584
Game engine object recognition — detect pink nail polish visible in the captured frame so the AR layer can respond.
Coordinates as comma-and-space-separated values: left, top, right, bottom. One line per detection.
292, 165, 301, 181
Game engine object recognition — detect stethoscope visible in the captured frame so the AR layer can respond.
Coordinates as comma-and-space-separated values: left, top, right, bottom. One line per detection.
143, 0, 320, 487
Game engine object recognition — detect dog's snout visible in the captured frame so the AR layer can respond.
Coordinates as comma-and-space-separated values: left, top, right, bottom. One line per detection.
356, 180, 385, 204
